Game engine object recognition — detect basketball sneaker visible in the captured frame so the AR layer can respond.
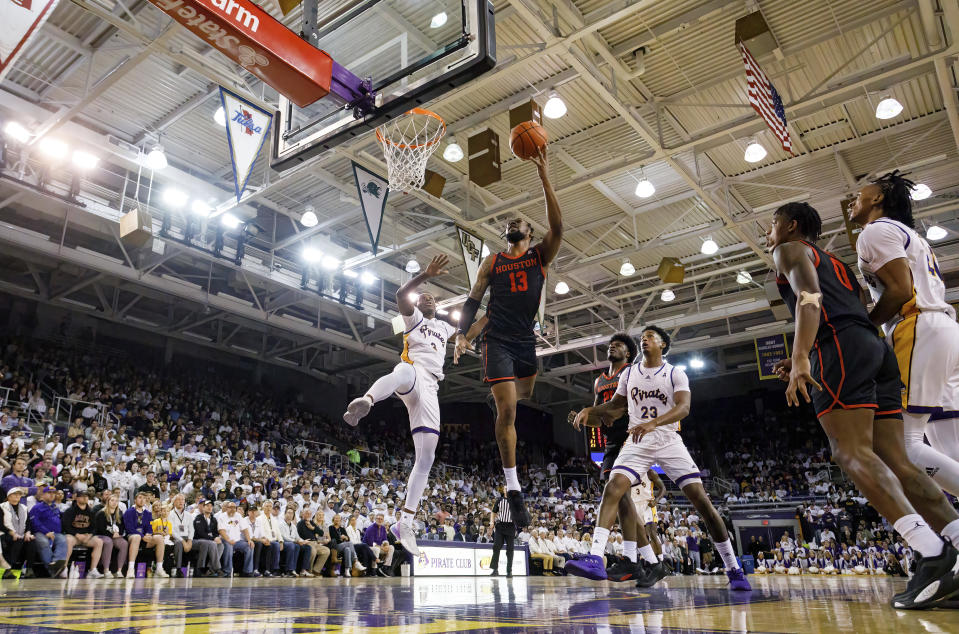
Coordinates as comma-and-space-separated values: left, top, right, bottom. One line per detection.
635, 560, 670, 588
343, 396, 372, 427
891, 543, 959, 610
565, 554, 608, 581
391, 519, 421, 557
506, 490, 531, 528
726, 567, 752, 592
607, 559, 642, 582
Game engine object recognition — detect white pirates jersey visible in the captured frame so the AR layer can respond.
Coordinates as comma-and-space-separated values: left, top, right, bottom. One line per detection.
615, 360, 690, 440
856, 219, 955, 334
400, 307, 457, 381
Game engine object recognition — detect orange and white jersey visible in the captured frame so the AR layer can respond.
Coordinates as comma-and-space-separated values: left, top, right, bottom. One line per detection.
856, 219, 954, 335
400, 307, 457, 381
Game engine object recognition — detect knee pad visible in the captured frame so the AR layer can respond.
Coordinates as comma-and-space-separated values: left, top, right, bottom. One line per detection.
394, 362, 416, 386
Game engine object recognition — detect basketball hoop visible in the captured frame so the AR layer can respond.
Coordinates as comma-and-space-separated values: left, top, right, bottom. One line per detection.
375, 108, 446, 193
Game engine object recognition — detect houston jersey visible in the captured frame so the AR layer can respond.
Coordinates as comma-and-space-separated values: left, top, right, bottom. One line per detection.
594, 365, 629, 448
400, 307, 457, 380
483, 246, 546, 344
776, 240, 874, 339
856, 219, 955, 334
615, 361, 689, 440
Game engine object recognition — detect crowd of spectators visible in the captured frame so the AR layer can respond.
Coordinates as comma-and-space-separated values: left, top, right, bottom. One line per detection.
1, 335, 950, 583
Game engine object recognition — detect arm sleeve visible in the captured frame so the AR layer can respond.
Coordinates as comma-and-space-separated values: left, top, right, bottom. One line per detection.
402, 307, 424, 333
856, 222, 909, 272
671, 367, 690, 393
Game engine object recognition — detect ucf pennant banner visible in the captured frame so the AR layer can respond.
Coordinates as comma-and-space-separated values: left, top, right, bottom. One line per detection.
352, 161, 389, 254
221, 87, 272, 203
1, 0, 60, 84
456, 226, 484, 291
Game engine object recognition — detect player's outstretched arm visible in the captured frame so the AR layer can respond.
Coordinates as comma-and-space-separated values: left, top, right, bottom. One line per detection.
573, 394, 627, 429
772, 243, 823, 406
529, 148, 563, 268
464, 314, 488, 343
567, 380, 602, 428
454, 254, 493, 364
395, 255, 449, 317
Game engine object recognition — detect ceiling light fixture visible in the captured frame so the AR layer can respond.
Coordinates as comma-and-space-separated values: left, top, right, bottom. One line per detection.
221, 212, 241, 229
689, 357, 705, 369
163, 188, 189, 208
214, 106, 226, 127
190, 200, 212, 216
71, 150, 100, 170
736, 270, 753, 285
38, 137, 69, 160
875, 96, 903, 120
620, 258, 635, 276
302, 246, 322, 263
321, 256, 340, 270
4, 121, 31, 144
301, 205, 318, 227
405, 258, 420, 273
661, 289, 675, 302
360, 271, 377, 285
442, 138, 464, 162
926, 225, 947, 241
543, 91, 567, 119
910, 183, 932, 201
743, 139, 767, 163
701, 237, 719, 255
554, 281, 570, 295
430, 12, 447, 28
146, 144, 168, 170
634, 178, 655, 198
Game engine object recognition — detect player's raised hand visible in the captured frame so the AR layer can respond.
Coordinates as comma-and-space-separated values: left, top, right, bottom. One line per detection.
529, 145, 548, 174
773, 358, 792, 383
785, 356, 821, 407
452, 333, 473, 365
424, 255, 450, 278
567, 410, 579, 428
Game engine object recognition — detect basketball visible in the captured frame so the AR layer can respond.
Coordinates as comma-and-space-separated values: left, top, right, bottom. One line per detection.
509, 120, 548, 160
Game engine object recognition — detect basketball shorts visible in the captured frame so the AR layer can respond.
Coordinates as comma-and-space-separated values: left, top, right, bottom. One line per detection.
810, 325, 903, 419
610, 432, 702, 488
630, 485, 654, 523
887, 311, 959, 417
482, 337, 537, 384
396, 363, 441, 436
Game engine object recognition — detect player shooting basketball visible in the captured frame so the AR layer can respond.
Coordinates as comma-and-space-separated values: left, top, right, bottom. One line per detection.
453, 147, 563, 527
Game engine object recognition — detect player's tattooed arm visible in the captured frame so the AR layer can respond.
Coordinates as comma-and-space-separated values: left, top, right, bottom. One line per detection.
572, 394, 627, 430
464, 314, 488, 343
530, 147, 563, 268
772, 242, 823, 406
868, 257, 913, 329
396, 255, 449, 317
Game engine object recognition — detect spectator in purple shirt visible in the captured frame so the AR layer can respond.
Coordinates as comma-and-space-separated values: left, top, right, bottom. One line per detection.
363, 513, 394, 576
1, 457, 38, 499
120, 492, 167, 578
27, 486, 68, 576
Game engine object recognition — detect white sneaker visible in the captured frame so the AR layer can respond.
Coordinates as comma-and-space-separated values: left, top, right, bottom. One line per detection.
393, 520, 420, 557
343, 396, 372, 427
126, 566, 136, 579
87, 569, 104, 579
104, 570, 114, 579
355, 562, 367, 572
155, 566, 169, 578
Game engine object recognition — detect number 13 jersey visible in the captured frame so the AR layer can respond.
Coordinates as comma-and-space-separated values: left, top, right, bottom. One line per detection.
483, 246, 546, 345
615, 361, 690, 443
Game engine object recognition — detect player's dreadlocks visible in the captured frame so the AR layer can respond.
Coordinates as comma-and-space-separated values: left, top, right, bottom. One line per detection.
775, 202, 823, 242
873, 170, 917, 229
609, 332, 638, 362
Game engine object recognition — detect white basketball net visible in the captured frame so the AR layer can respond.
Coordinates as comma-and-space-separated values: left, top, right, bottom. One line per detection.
375, 108, 446, 193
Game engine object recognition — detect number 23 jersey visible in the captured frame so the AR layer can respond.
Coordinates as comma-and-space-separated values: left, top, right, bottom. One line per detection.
615, 361, 690, 442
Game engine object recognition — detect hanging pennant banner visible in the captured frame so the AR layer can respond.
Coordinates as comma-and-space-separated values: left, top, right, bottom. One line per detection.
221, 87, 273, 203
456, 226, 485, 291
1, 0, 60, 84
352, 161, 390, 255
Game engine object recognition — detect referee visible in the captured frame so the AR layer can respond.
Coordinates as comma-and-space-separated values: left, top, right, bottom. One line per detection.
489, 486, 515, 576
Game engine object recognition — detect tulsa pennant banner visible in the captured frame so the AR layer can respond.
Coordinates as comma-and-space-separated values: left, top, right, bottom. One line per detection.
220, 87, 272, 203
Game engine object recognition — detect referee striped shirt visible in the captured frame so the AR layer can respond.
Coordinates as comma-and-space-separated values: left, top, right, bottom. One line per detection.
494, 497, 512, 524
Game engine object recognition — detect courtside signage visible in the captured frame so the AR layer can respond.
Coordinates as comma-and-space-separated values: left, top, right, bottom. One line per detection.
147, 0, 332, 106
1, 0, 59, 84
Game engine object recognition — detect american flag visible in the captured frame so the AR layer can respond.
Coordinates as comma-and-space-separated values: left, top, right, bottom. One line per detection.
738, 41, 794, 154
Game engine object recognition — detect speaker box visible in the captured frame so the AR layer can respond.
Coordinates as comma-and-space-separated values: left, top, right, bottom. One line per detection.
468, 128, 501, 187
735, 11, 781, 59
657, 257, 685, 284
422, 169, 446, 198
119, 206, 153, 248
509, 98, 542, 130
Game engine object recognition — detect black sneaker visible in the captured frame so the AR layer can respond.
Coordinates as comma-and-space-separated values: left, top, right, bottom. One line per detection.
635, 560, 670, 588
49, 560, 67, 578
891, 543, 959, 610
506, 490, 531, 528
607, 560, 641, 582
